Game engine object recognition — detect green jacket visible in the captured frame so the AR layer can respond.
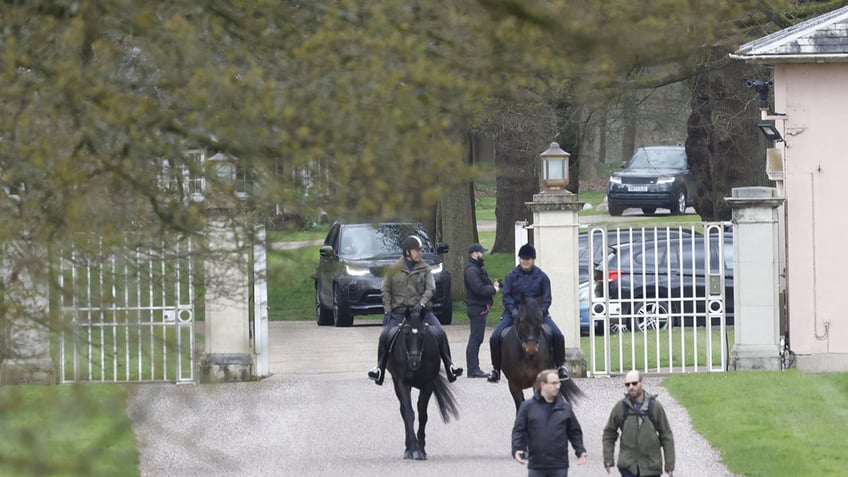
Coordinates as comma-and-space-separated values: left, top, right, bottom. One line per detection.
602, 391, 675, 475
381, 257, 435, 313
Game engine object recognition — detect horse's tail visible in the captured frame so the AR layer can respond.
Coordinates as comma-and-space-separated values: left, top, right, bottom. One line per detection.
559, 376, 586, 404
432, 375, 460, 423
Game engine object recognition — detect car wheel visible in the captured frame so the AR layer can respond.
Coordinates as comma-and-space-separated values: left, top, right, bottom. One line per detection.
436, 306, 453, 325
634, 301, 671, 331
670, 191, 686, 216
332, 284, 354, 327
641, 207, 657, 216
315, 285, 333, 326
609, 201, 624, 216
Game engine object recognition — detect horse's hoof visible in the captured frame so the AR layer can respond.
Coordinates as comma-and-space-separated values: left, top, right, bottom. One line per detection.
412, 450, 426, 460
403, 450, 413, 460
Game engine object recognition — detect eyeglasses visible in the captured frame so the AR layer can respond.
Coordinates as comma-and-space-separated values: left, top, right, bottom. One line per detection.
624, 381, 639, 387
545, 381, 561, 386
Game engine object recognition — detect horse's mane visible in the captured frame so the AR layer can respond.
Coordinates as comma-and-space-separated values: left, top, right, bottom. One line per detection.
518, 294, 543, 321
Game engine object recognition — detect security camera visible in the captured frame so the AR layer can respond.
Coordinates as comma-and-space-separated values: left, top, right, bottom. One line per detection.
746, 80, 773, 110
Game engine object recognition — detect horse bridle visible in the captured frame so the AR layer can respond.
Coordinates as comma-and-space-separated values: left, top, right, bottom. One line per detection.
400, 318, 426, 370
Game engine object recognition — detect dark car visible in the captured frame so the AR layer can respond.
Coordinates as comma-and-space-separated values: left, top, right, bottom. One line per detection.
591, 229, 733, 332
313, 221, 452, 327
607, 145, 696, 216
578, 227, 696, 283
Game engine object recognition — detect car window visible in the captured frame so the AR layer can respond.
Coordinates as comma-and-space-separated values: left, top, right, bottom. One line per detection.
338, 223, 435, 258
626, 148, 686, 170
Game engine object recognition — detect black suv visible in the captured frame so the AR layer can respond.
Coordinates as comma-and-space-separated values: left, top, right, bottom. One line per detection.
313, 221, 452, 327
607, 145, 695, 216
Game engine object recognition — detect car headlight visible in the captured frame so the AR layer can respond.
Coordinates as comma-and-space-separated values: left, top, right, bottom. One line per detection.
657, 176, 675, 184
429, 263, 443, 274
345, 264, 370, 276
608, 177, 622, 185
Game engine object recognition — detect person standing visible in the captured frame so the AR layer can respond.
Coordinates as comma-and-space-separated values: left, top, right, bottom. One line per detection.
602, 370, 675, 477
367, 235, 463, 385
488, 243, 567, 383
463, 243, 499, 378
511, 369, 588, 477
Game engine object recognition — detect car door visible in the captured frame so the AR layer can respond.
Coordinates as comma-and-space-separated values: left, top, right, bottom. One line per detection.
316, 224, 342, 308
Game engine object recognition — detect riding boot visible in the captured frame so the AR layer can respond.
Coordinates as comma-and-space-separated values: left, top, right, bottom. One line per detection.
368, 330, 390, 385
436, 333, 463, 382
552, 333, 568, 379
487, 338, 501, 383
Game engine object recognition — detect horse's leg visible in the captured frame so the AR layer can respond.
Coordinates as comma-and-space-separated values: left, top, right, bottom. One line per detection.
393, 381, 418, 459
508, 380, 525, 413
415, 384, 433, 460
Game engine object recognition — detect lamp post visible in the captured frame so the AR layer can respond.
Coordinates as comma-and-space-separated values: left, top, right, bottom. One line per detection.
539, 142, 570, 190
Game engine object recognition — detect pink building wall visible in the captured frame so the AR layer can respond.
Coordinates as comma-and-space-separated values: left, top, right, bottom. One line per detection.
775, 62, 848, 364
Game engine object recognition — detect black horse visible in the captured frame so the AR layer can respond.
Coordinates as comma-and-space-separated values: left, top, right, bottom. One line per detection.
499, 295, 584, 412
386, 306, 460, 460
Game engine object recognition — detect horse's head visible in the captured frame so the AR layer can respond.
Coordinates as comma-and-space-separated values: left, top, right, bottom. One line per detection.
400, 306, 427, 371
516, 294, 544, 357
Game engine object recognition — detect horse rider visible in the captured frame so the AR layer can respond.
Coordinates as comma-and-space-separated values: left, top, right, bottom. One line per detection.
487, 243, 568, 383
368, 235, 463, 385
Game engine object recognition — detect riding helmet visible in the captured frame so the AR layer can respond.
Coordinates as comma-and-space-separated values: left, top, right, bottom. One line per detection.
518, 243, 536, 259
401, 235, 423, 254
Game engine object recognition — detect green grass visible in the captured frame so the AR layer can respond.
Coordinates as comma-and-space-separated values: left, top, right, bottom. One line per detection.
268, 244, 321, 320
581, 327, 732, 373
0, 385, 138, 477
475, 196, 496, 221
664, 371, 848, 477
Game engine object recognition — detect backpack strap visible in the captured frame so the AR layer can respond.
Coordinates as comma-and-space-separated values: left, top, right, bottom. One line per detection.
619, 396, 658, 432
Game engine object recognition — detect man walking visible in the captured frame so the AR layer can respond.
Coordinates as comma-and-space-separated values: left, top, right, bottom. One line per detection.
512, 369, 588, 477
602, 370, 675, 477
463, 243, 499, 378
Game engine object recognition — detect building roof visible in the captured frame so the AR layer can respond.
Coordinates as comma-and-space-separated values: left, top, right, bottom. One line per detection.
731, 6, 848, 63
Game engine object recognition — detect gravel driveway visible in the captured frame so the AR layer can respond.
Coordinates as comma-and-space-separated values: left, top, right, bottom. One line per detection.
128, 321, 733, 476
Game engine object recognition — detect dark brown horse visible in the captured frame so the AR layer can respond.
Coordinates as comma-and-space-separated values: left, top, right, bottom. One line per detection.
500, 295, 584, 411
386, 307, 459, 460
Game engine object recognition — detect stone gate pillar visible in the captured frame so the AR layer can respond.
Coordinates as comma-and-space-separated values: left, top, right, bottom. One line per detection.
726, 186, 784, 371
526, 190, 586, 377
199, 217, 254, 383
1, 248, 55, 385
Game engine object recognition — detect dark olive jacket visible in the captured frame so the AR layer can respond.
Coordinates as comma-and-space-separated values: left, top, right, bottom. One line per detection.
602, 391, 676, 475
381, 258, 435, 313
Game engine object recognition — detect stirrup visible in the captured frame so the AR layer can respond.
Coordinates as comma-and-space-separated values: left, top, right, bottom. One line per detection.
557, 365, 570, 380
368, 367, 383, 385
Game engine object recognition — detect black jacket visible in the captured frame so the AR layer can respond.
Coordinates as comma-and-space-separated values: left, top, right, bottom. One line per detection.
463, 257, 496, 307
511, 391, 587, 470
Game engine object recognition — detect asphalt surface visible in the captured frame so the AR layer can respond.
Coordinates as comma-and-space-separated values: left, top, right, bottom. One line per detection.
128, 320, 734, 477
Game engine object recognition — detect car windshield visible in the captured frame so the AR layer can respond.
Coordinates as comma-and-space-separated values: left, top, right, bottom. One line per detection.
339, 223, 434, 259
626, 148, 687, 170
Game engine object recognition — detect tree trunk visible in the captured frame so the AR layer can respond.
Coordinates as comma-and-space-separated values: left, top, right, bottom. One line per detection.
687, 48, 770, 220
438, 131, 482, 302
492, 125, 537, 255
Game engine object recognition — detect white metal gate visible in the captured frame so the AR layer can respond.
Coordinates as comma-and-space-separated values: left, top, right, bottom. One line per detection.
58, 236, 196, 383
584, 223, 732, 376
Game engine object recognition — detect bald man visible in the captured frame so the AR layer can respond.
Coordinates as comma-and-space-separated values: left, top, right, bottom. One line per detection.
602, 370, 675, 477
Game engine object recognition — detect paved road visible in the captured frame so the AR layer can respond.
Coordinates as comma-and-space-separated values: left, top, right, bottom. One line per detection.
129, 321, 734, 477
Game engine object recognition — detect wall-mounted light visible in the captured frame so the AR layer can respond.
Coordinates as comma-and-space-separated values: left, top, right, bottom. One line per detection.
758, 123, 783, 142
